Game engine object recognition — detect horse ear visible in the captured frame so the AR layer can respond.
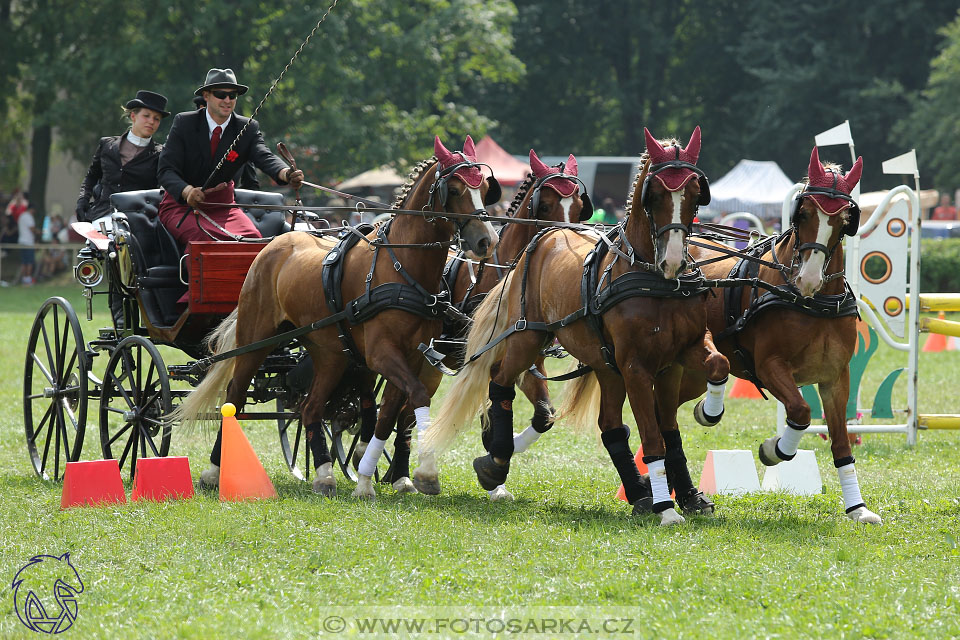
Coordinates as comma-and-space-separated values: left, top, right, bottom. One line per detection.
683, 126, 702, 164
565, 154, 578, 176
463, 135, 477, 159
808, 147, 825, 182
529, 149, 550, 177
845, 156, 863, 190
644, 128, 660, 155
434, 136, 454, 164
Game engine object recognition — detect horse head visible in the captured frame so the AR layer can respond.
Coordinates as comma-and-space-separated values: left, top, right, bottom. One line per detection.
527, 150, 592, 223
637, 126, 709, 279
430, 135, 500, 260
793, 146, 862, 297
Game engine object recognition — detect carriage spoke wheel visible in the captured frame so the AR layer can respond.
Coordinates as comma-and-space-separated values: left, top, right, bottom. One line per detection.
277, 395, 308, 482
99, 336, 171, 481
24, 297, 89, 481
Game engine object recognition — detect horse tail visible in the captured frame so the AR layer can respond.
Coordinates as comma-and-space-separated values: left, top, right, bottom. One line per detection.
558, 370, 600, 434
168, 308, 239, 433
426, 274, 515, 454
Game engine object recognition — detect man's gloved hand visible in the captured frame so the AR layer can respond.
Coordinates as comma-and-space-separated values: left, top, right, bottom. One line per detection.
284, 168, 304, 189
183, 185, 205, 208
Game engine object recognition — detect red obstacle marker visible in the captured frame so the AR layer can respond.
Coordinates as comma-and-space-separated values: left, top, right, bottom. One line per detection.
131, 457, 195, 502
728, 377, 764, 399
61, 460, 126, 508
219, 403, 277, 501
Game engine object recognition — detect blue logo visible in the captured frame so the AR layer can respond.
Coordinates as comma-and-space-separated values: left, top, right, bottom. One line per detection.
11, 553, 84, 634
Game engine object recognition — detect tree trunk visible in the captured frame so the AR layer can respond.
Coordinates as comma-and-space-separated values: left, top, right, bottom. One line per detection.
28, 123, 51, 228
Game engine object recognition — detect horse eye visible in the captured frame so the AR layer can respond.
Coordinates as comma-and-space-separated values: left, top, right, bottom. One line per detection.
538, 203, 549, 214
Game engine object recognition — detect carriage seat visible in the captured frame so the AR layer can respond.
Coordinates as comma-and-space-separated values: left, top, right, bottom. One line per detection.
234, 188, 291, 237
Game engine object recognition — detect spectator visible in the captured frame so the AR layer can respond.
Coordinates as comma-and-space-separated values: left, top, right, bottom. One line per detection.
18, 206, 36, 285
931, 193, 958, 220
37, 215, 69, 281
5, 188, 29, 222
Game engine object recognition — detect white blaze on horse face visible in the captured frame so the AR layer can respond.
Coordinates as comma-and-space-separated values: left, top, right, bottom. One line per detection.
661, 190, 686, 279
795, 210, 833, 297
560, 196, 573, 223
462, 186, 498, 260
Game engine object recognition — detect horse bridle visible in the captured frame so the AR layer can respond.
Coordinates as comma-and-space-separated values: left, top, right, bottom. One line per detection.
425, 160, 496, 238
787, 170, 856, 286
527, 165, 593, 222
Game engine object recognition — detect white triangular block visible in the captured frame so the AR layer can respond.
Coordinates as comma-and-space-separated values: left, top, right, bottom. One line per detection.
761, 449, 823, 496
698, 450, 761, 495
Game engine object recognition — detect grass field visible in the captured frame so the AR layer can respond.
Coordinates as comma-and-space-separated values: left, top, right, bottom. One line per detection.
1, 280, 959, 639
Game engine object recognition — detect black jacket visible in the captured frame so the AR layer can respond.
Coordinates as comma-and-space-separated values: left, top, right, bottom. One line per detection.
157, 109, 287, 204
76, 134, 163, 221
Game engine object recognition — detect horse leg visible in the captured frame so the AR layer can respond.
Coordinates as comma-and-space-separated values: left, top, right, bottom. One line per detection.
352, 380, 406, 499
514, 356, 556, 453
383, 405, 416, 494
594, 371, 653, 513
755, 361, 812, 467
689, 329, 730, 426
820, 372, 881, 524
472, 331, 546, 493
201, 347, 273, 487
622, 365, 684, 526
350, 373, 379, 470
300, 354, 349, 497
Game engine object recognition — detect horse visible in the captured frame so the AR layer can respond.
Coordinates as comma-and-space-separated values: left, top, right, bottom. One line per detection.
425, 127, 730, 526
172, 135, 500, 499
362, 149, 594, 501
676, 146, 881, 524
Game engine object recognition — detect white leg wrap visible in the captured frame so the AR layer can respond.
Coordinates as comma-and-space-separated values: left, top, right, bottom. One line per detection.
702, 379, 726, 416
358, 435, 387, 478
777, 424, 806, 458
512, 425, 541, 454
414, 406, 431, 452
648, 459, 671, 506
837, 463, 864, 511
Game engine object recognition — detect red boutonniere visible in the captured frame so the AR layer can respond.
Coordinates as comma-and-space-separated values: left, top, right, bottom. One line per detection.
225, 150, 239, 162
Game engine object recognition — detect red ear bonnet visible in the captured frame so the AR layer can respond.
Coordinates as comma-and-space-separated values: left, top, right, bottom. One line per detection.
645, 126, 702, 192
805, 146, 863, 215
529, 149, 579, 198
434, 135, 484, 188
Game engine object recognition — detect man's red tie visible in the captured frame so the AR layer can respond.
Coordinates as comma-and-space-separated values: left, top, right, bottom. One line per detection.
210, 125, 222, 158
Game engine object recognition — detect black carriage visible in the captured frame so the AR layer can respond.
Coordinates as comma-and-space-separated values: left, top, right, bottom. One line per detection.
23, 189, 388, 483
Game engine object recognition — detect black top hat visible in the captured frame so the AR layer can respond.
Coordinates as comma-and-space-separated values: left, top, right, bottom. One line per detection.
195, 68, 249, 96
125, 90, 170, 117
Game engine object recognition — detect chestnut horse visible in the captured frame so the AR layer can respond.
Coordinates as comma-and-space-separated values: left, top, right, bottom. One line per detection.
368, 149, 594, 501
426, 128, 730, 526
172, 136, 500, 498
677, 147, 881, 524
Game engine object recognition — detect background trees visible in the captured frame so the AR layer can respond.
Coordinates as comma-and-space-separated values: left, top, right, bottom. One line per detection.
3, 0, 959, 228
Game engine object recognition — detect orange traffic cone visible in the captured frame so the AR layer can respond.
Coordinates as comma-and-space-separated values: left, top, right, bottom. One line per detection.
615, 444, 673, 502
61, 460, 127, 508
728, 377, 763, 399
923, 311, 949, 352
219, 403, 277, 501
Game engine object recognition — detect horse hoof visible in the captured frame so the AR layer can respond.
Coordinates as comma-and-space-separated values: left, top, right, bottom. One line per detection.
352, 440, 369, 470
658, 507, 685, 526
847, 506, 882, 525
199, 464, 220, 488
488, 485, 514, 502
758, 437, 782, 466
312, 476, 337, 498
473, 454, 510, 491
693, 399, 724, 427
412, 472, 441, 495
392, 477, 418, 494
351, 475, 376, 500
677, 489, 715, 515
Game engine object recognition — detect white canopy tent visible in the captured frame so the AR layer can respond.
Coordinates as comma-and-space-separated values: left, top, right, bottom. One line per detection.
699, 159, 795, 221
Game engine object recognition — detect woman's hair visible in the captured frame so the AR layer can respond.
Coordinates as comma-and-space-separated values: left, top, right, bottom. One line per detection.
120, 106, 142, 122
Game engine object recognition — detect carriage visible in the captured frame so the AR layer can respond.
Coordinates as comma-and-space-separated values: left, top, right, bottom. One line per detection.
22, 188, 389, 483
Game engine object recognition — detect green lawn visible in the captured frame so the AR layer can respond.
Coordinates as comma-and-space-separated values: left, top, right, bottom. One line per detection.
1, 281, 959, 639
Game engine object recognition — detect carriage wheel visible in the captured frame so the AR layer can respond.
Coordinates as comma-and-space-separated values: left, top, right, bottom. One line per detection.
277, 395, 308, 482
99, 336, 171, 481
23, 297, 90, 481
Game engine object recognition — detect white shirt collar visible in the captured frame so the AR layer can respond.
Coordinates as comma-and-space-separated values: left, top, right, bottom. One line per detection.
125, 131, 151, 146
205, 110, 232, 137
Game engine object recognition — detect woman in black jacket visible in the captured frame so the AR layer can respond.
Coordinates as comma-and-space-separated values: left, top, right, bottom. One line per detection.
75, 90, 169, 222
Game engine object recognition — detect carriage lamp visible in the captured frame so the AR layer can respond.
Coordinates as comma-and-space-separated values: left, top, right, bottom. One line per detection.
75, 258, 103, 287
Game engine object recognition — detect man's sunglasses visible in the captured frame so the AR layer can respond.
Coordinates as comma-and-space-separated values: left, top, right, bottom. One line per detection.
211, 90, 238, 100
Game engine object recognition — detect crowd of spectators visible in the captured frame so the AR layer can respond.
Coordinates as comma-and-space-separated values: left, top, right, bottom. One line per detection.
0, 188, 79, 286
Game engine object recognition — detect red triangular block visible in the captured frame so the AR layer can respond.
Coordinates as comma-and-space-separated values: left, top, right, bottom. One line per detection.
728, 377, 763, 399
220, 410, 277, 501
131, 456, 195, 502
61, 460, 126, 508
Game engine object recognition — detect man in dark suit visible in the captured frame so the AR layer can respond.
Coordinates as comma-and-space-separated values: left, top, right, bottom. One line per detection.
157, 68, 303, 246
76, 90, 169, 222
192, 94, 261, 190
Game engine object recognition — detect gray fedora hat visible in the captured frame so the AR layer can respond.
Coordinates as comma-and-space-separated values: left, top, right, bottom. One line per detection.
125, 90, 170, 117
195, 68, 249, 96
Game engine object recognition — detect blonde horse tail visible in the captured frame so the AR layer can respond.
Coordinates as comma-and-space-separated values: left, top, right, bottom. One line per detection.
425, 274, 515, 454
168, 308, 239, 433
558, 370, 600, 434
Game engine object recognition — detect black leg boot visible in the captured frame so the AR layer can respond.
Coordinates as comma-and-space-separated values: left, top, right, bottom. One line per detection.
473, 381, 514, 490
663, 429, 714, 514
602, 425, 653, 514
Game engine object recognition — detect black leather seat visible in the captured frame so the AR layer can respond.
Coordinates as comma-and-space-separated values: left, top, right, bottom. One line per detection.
235, 188, 290, 237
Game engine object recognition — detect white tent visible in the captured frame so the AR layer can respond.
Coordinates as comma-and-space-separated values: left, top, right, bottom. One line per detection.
337, 166, 405, 190
699, 159, 795, 221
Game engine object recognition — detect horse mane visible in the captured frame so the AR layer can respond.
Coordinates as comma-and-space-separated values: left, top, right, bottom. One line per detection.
624, 137, 681, 213
505, 173, 536, 217
392, 156, 437, 209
